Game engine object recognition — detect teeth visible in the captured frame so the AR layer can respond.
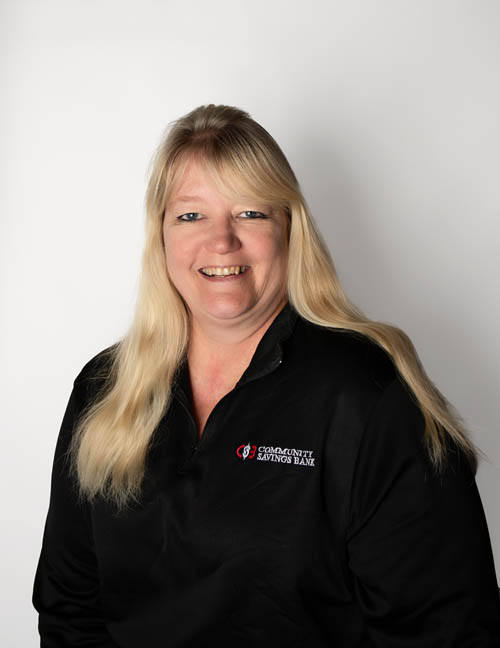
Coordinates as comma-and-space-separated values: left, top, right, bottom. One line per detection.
201, 265, 248, 276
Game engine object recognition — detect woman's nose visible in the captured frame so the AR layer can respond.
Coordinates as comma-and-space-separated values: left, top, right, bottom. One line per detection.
205, 217, 241, 253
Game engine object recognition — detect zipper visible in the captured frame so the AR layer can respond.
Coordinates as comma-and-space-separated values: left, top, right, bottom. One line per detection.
176, 353, 283, 470
176, 397, 199, 456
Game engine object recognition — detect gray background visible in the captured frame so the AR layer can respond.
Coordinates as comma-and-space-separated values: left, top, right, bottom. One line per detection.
1, 1, 499, 644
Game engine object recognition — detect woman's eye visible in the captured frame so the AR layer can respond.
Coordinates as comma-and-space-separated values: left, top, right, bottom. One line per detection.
177, 212, 201, 222
176, 211, 268, 222
240, 210, 268, 219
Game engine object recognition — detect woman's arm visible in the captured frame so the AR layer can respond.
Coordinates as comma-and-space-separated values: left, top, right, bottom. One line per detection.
32, 378, 117, 647
347, 378, 500, 646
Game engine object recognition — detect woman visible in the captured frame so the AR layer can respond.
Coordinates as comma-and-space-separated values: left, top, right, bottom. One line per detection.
33, 104, 500, 646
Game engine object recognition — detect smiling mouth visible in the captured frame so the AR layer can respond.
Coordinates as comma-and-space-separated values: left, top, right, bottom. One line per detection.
199, 265, 250, 277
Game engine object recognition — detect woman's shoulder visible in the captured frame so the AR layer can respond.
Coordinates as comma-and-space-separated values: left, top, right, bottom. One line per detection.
73, 342, 120, 391
294, 315, 398, 392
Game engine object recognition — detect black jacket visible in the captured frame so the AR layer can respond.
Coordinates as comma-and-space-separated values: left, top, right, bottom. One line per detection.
33, 301, 500, 646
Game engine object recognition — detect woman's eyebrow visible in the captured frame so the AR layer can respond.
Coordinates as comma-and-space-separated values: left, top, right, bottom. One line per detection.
168, 196, 271, 211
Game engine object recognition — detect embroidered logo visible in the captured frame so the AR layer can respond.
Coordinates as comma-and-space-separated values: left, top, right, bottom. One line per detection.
236, 443, 257, 460
236, 443, 316, 467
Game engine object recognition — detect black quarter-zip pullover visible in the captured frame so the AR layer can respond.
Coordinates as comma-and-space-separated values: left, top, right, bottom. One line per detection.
33, 301, 500, 646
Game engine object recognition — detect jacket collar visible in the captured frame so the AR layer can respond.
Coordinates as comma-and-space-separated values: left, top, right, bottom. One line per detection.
172, 301, 299, 404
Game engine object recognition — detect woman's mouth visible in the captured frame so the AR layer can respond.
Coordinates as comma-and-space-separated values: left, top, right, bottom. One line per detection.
198, 265, 250, 281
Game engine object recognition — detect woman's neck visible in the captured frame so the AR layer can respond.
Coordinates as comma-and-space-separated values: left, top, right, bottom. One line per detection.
187, 297, 287, 378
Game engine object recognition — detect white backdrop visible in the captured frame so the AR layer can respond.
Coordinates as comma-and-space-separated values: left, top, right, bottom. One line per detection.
2, 1, 499, 644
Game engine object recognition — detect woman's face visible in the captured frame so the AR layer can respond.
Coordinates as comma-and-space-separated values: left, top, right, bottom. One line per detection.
162, 157, 289, 327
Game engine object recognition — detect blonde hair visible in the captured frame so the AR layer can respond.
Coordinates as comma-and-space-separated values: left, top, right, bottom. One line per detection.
70, 103, 480, 511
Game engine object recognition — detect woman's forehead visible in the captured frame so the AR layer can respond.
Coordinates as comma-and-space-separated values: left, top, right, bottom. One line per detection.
167, 155, 270, 208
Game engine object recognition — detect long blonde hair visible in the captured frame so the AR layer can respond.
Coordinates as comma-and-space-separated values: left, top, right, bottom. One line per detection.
70, 103, 480, 511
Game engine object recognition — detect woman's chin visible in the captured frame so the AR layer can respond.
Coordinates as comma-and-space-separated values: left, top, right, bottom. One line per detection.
200, 302, 253, 321
187, 294, 260, 322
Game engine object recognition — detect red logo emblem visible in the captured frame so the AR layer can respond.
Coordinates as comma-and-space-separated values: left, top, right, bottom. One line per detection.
236, 443, 257, 460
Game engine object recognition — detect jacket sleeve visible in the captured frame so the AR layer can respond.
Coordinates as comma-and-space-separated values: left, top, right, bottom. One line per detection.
346, 377, 500, 647
32, 378, 117, 647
